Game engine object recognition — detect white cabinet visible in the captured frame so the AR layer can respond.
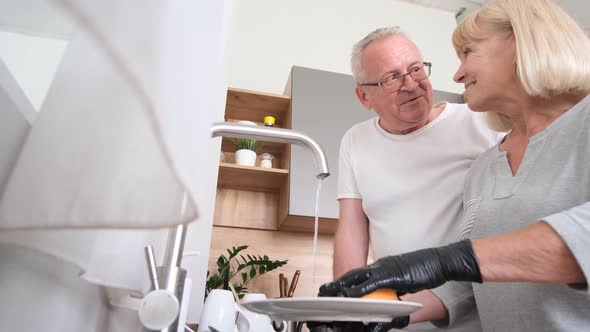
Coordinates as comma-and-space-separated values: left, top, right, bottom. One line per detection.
289, 66, 371, 221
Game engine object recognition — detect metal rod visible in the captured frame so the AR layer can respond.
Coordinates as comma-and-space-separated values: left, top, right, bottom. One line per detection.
210, 122, 330, 179
164, 223, 187, 281
158, 223, 188, 332
144, 245, 159, 290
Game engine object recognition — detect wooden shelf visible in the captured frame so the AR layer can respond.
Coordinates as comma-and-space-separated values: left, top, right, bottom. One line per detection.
217, 162, 288, 192
280, 215, 338, 235
214, 87, 292, 232
214, 87, 334, 236
226, 88, 290, 127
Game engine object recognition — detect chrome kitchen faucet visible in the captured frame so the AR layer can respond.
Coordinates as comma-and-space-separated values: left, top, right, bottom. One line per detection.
141, 122, 330, 332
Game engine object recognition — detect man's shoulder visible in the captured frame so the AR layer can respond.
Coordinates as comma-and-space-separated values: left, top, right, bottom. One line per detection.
340, 117, 380, 151
442, 102, 490, 125
437, 102, 505, 144
441, 102, 472, 114
345, 117, 378, 136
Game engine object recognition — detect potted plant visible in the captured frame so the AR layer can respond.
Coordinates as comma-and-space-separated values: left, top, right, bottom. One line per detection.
205, 245, 288, 299
233, 138, 260, 166
232, 120, 261, 167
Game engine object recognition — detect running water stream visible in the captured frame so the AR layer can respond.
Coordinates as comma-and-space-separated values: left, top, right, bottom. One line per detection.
312, 178, 323, 295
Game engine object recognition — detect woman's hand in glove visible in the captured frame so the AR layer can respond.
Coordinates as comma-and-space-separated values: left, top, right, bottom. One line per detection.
319, 240, 482, 298
307, 316, 410, 332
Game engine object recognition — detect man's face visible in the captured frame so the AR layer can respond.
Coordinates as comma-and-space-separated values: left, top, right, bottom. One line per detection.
355, 35, 434, 134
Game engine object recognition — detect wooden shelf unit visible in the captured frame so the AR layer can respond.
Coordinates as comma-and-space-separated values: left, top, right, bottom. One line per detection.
214, 88, 293, 231
217, 162, 288, 192
221, 138, 287, 166
213, 87, 337, 235
225, 88, 290, 127
221, 87, 292, 171
279, 215, 338, 235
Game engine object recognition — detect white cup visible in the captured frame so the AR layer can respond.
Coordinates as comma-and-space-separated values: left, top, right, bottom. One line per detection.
237, 293, 277, 332
198, 289, 251, 332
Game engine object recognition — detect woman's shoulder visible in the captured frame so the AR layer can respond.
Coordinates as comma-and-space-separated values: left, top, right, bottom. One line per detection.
464, 143, 500, 192
548, 94, 590, 141
572, 94, 590, 129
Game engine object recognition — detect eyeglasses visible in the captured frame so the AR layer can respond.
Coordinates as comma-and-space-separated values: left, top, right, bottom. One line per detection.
360, 62, 432, 93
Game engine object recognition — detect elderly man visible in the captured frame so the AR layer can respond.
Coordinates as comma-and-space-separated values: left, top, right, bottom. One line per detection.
330, 27, 502, 331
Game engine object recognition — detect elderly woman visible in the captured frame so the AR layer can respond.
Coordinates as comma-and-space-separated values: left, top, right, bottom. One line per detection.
319, 0, 590, 331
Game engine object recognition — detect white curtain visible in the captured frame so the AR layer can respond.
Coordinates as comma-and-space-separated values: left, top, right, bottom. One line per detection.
0, 0, 229, 322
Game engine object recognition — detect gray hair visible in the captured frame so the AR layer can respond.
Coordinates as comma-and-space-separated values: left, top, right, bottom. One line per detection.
351, 26, 408, 83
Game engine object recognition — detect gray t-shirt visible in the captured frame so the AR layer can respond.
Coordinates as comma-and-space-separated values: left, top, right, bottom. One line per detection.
433, 94, 590, 331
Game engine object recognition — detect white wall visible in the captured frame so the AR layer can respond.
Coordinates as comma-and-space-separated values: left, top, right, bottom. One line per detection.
556, 0, 590, 33
183, 0, 234, 323
225, 0, 463, 95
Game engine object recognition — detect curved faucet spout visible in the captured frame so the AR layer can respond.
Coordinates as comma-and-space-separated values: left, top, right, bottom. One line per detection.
210, 122, 330, 179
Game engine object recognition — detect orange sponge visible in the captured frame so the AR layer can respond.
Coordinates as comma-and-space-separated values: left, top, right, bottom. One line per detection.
361, 288, 399, 300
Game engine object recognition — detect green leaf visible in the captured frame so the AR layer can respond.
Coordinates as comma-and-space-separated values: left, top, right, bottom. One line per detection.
233, 284, 247, 299
204, 244, 287, 301
216, 256, 225, 269
229, 245, 247, 260
232, 138, 260, 152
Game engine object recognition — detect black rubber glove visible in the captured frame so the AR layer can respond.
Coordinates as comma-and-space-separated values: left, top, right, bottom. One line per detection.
319, 240, 482, 298
307, 316, 409, 332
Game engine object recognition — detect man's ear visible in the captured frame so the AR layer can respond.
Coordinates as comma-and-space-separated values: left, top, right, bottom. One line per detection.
355, 85, 373, 110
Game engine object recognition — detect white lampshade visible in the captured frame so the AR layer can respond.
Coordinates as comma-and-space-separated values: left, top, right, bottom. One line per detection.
0, 0, 228, 229
0, 0, 229, 305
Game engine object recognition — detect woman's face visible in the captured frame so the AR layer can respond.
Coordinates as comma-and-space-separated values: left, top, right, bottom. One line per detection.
453, 31, 520, 112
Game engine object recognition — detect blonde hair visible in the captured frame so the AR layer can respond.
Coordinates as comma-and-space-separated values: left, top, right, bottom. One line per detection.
453, 0, 590, 131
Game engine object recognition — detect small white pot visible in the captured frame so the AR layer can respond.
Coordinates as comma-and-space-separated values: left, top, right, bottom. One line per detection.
235, 149, 257, 166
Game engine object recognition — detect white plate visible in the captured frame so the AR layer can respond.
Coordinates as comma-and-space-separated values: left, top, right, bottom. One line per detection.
241, 297, 422, 322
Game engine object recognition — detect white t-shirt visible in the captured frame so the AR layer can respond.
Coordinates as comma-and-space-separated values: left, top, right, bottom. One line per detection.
338, 102, 503, 259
